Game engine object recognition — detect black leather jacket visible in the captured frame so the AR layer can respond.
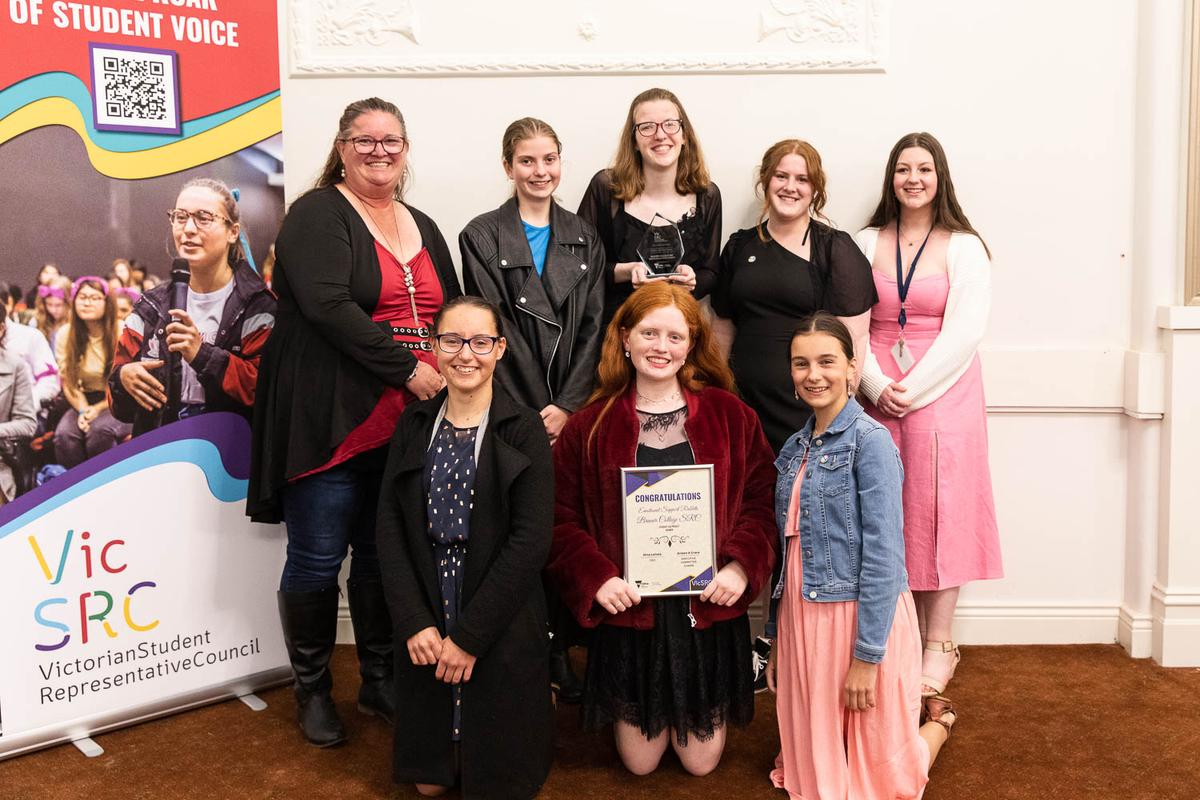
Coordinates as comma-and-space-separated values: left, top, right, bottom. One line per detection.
459, 197, 605, 413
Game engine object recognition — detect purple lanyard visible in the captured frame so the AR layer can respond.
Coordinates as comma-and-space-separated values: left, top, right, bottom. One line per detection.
894, 221, 933, 332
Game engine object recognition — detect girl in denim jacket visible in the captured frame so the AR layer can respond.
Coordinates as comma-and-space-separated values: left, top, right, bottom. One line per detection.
764, 313, 955, 800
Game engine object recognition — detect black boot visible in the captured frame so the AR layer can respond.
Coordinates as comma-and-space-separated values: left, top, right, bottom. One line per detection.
277, 588, 347, 747
549, 647, 583, 704
347, 579, 396, 724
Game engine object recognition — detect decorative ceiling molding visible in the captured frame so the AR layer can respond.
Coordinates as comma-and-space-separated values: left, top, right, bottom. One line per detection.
289, 0, 888, 77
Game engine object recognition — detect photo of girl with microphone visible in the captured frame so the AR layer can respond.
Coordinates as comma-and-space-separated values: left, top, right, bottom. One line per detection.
108, 178, 276, 435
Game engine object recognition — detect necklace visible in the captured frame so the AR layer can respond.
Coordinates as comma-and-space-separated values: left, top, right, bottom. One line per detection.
343, 185, 421, 323
637, 388, 682, 406
899, 222, 933, 247
344, 185, 403, 255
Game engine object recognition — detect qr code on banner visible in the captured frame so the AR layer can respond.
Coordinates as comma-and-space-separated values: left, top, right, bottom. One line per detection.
89, 43, 181, 135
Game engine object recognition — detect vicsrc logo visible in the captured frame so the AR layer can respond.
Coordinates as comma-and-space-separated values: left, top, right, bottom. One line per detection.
28, 529, 159, 652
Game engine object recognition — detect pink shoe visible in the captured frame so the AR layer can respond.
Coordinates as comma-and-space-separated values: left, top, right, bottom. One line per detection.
920, 641, 960, 698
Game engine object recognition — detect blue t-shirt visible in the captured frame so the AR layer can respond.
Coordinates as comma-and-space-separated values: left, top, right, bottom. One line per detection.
522, 220, 551, 275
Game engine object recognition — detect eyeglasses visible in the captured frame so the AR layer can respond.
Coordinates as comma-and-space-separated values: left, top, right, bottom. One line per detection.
167, 209, 230, 230
635, 119, 683, 138
338, 136, 409, 155
434, 334, 501, 355
75, 292, 106, 305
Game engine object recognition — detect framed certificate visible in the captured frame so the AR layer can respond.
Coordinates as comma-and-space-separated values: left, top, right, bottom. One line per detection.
621, 464, 717, 596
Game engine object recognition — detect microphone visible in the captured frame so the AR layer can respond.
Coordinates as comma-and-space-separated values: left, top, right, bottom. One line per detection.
169, 258, 190, 312
166, 258, 191, 415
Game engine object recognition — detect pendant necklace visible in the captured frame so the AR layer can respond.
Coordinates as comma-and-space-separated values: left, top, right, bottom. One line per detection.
346, 186, 421, 323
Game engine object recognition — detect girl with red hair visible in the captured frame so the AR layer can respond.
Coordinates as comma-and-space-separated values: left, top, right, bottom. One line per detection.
546, 282, 776, 776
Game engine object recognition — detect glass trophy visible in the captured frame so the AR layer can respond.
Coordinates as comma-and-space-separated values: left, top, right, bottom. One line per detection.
636, 213, 685, 277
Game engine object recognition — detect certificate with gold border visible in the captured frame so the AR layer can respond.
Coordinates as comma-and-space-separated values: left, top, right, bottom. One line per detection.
621, 464, 717, 596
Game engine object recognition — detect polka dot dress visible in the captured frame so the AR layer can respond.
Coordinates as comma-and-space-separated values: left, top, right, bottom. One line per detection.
424, 418, 479, 742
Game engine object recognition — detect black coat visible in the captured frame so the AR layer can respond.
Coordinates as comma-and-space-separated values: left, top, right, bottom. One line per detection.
248, 187, 462, 522
376, 387, 554, 798
459, 198, 604, 413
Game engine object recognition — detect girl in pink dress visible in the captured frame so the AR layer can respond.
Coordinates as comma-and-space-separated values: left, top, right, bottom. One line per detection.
854, 132, 1003, 699
766, 313, 955, 800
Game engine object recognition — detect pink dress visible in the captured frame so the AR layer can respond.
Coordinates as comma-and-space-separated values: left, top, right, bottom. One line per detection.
771, 461, 930, 800
865, 272, 1002, 590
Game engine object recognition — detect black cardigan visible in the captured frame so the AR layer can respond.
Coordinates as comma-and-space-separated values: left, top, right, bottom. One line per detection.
576, 168, 722, 324
247, 186, 462, 523
376, 387, 553, 795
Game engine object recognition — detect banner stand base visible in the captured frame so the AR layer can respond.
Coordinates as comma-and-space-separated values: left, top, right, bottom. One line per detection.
238, 693, 268, 712
71, 737, 104, 758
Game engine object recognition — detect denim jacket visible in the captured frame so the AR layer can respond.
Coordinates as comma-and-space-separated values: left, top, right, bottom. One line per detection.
765, 398, 907, 664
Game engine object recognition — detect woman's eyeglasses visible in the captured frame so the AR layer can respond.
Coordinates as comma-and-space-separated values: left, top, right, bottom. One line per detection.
167, 209, 230, 230
635, 119, 683, 138
433, 334, 501, 355
338, 136, 409, 155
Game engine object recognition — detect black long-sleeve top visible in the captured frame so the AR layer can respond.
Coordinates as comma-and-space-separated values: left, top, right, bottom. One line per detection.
576, 169, 722, 326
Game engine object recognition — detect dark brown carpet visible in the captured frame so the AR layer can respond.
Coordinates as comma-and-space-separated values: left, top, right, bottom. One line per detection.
2, 644, 1197, 799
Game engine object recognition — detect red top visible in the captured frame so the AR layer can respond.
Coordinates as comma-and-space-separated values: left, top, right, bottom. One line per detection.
296, 243, 443, 479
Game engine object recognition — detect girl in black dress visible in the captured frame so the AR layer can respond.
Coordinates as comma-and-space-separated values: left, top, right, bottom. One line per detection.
577, 87, 722, 328
711, 139, 876, 453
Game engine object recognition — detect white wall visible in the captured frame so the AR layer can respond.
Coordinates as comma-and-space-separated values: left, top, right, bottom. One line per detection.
273, 0, 1193, 653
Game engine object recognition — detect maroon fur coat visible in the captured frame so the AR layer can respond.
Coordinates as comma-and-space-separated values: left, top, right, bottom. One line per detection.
546, 384, 777, 630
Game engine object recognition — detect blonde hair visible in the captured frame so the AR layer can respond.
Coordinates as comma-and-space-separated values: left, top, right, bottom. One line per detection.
501, 117, 561, 165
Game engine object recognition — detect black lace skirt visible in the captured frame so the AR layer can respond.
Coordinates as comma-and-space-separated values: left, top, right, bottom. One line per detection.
582, 597, 754, 745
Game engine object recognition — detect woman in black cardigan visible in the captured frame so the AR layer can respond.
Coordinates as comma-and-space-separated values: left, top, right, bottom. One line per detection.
248, 97, 462, 747
377, 295, 554, 798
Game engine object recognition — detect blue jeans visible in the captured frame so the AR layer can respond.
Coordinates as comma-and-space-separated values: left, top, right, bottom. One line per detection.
279, 453, 384, 593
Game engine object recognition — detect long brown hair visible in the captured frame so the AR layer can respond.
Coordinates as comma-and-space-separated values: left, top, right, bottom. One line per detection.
755, 139, 829, 242
312, 97, 409, 201
864, 132, 990, 257
35, 275, 70, 343
63, 278, 119, 393
609, 88, 711, 201
588, 282, 734, 446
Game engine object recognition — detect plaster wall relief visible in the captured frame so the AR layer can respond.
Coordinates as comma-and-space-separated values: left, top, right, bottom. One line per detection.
291, 0, 420, 71
288, 0, 888, 76
759, 0, 863, 45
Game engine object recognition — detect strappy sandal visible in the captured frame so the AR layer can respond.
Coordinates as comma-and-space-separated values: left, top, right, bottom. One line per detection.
920, 640, 961, 698
923, 695, 957, 737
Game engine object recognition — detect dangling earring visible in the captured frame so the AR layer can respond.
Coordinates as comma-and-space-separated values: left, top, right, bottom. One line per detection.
794, 390, 800, 400
339, 166, 346, 178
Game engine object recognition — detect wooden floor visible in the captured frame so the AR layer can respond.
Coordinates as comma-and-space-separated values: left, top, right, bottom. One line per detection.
2, 644, 1198, 800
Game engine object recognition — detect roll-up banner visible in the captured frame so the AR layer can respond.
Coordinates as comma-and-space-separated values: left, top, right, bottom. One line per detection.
0, 0, 287, 760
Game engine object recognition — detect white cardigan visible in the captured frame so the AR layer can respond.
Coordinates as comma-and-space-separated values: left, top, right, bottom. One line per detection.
854, 227, 992, 413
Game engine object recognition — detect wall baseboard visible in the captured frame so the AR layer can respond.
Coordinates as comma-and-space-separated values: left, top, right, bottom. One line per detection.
951, 603, 1119, 645
1118, 606, 1154, 658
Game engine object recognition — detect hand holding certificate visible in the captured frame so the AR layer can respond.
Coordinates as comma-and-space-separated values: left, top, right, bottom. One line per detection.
621, 464, 717, 596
